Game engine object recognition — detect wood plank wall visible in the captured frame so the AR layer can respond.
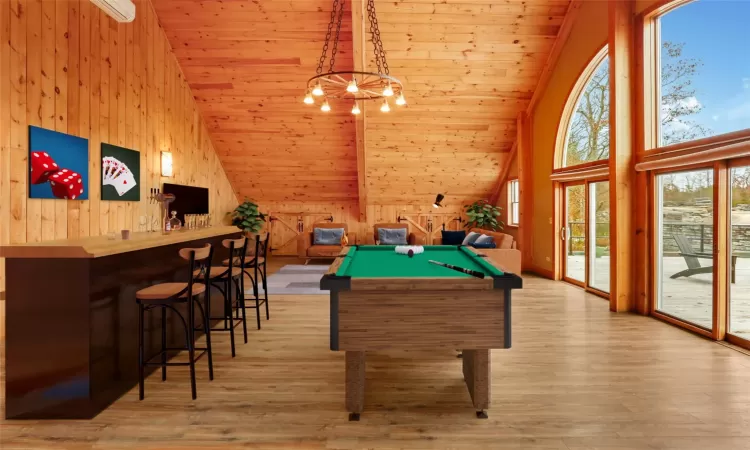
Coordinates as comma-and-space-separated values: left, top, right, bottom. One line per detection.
259, 200, 467, 255
0, 0, 238, 290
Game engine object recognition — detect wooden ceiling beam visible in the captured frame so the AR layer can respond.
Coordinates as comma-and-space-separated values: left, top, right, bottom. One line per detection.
352, 0, 367, 221
526, 0, 584, 115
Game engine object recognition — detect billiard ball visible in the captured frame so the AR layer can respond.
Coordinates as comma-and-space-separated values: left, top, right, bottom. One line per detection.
408, 249, 414, 258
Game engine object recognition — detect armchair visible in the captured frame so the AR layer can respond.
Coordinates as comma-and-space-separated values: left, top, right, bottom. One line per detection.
372, 223, 421, 245
298, 222, 357, 263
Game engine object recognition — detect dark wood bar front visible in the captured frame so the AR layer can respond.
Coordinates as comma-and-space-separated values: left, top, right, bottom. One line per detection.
0, 226, 241, 419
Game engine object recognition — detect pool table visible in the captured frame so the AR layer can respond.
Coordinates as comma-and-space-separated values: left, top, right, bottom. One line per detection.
320, 245, 523, 420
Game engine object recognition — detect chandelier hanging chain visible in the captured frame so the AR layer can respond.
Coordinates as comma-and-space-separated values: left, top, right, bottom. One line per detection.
316, 0, 340, 75
366, 0, 388, 76
305, 0, 405, 109
328, 0, 347, 74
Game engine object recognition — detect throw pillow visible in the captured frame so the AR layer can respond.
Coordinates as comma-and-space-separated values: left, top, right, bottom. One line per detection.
474, 234, 495, 245
471, 241, 497, 249
461, 231, 481, 246
378, 227, 408, 245
441, 230, 466, 246
314, 227, 345, 245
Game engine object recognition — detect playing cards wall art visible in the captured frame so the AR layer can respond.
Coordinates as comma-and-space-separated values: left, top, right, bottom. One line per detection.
28, 125, 89, 200
101, 143, 140, 201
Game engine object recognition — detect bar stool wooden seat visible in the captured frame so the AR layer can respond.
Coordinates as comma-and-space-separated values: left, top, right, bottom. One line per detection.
223, 233, 269, 330
137, 282, 206, 300
197, 237, 249, 357
135, 244, 214, 401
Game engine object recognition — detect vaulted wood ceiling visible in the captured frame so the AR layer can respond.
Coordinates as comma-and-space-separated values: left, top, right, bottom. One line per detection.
152, 0, 571, 207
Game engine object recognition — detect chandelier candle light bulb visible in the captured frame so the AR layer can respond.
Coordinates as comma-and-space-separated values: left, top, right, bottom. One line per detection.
351, 103, 361, 115
380, 99, 390, 113
396, 92, 406, 106
347, 79, 359, 93
312, 82, 324, 96
382, 82, 394, 97
304, 90, 314, 104
321, 99, 331, 112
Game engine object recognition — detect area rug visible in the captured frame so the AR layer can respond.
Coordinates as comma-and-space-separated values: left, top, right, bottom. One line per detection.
244, 264, 330, 295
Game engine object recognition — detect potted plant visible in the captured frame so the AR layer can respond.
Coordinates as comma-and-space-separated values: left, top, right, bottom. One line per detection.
464, 199, 503, 231
228, 199, 266, 234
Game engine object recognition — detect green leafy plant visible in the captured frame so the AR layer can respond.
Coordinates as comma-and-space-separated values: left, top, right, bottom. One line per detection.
228, 199, 266, 234
464, 199, 503, 231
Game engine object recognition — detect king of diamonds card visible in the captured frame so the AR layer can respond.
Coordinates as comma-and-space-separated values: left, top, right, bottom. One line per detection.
101, 143, 140, 201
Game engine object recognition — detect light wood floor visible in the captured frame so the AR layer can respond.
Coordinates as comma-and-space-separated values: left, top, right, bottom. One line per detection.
1, 257, 750, 449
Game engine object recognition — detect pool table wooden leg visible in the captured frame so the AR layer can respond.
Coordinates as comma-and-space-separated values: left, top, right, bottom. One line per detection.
345, 351, 366, 417
462, 349, 490, 413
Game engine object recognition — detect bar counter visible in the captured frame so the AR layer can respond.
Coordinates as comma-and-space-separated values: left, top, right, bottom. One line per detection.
1, 226, 242, 419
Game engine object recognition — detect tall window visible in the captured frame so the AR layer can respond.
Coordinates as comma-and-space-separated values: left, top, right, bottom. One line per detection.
657, 0, 750, 147
507, 179, 519, 226
554, 46, 611, 297
645, 0, 750, 347
562, 52, 610, 167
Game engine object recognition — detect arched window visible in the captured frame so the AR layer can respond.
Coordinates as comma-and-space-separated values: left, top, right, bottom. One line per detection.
556, 46, 609, 168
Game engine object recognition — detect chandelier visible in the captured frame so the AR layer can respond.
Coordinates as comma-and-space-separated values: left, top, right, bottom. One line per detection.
304, 0, 406, 115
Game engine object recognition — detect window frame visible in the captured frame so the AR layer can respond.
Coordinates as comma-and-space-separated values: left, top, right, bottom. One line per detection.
553, 44, 610, 172
507, 178, 520, 227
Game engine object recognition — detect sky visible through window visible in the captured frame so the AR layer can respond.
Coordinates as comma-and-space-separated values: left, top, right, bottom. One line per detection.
660, 0, 750, 144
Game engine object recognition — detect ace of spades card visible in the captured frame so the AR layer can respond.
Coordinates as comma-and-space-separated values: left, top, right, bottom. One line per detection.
101, 143, 140, 201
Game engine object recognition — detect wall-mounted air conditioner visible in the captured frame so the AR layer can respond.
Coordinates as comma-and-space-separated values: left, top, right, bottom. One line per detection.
90, 0, 136, 23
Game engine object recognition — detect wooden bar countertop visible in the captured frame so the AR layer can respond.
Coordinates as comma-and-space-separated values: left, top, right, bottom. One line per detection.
0, 225, 241, 259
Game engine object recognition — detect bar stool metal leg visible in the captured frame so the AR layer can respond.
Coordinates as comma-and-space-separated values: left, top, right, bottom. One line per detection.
255, 292, 261, 330
233, 277, 249, 343
261, 267, 269, 320
187, 299, 197, 400
138, 303, 145, 400
161, 307, 167, 381
226, 278, 236, 357
201, 292, 214, 380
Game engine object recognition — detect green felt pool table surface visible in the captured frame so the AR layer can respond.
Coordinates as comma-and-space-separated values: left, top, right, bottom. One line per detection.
335, 245, 504, 278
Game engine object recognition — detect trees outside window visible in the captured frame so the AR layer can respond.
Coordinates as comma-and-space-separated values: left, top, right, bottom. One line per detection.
658, 0, 750, 147
564, 57, 610, 167
563, 39, 710, 168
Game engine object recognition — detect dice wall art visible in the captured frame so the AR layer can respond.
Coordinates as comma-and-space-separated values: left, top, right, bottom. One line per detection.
101, 143, 140, 201
28, 126, 89, 200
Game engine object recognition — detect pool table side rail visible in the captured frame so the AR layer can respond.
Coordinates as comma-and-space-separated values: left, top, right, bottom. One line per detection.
332, 289, 512, 351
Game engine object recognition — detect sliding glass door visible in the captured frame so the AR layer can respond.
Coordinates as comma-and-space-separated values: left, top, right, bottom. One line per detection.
561, 180, 610, 295
589, 181, 610, 292
729, 165, 750, 342
564, 183, 586, 284
655, 168, 714, 330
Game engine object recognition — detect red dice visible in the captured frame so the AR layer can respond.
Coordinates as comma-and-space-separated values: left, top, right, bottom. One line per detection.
49, 169, 84, 200
30, 151, 59, 184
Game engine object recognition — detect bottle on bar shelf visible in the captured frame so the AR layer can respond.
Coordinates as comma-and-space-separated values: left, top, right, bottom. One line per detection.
166, 211, 182, 232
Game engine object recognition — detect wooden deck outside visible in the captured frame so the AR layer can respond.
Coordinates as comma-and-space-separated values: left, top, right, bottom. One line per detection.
1, 260, 750, 449
566, 255, 750, 339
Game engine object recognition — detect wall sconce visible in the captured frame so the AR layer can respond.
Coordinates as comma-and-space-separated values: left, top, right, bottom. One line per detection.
433, 193, 444, 208
161, 151, 173, 177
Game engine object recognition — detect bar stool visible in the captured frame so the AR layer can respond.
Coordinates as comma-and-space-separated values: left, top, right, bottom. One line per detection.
135, 244, 214, 400
226, 233, 269, 329
198, 237, 249, 357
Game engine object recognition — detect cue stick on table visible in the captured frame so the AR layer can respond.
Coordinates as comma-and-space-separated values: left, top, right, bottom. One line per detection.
428, 260, 485, 279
